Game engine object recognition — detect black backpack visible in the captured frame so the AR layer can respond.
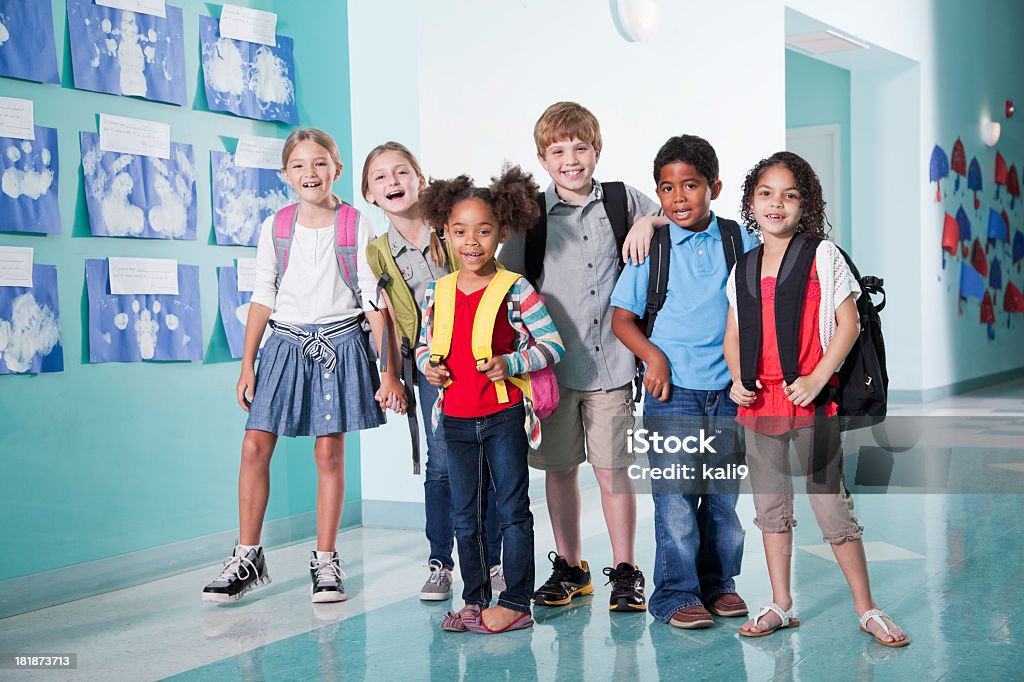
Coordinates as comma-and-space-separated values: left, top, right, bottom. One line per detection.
734, 233, 888, 429
643, 217, 744, 337
524, 181, 630, 288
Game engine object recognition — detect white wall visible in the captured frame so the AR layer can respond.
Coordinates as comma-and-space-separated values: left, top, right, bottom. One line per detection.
349, 0, 1023, 505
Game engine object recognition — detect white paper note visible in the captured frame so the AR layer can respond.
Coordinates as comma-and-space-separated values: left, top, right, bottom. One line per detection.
99, 114, 171, 159
108, 257, 179, 295
0, 247, 33, 287
0, 98, 35, 140
219, 5, 278, 46
236, 258, 258, 292
95, 0, 167, 18
234, 136, 286, 170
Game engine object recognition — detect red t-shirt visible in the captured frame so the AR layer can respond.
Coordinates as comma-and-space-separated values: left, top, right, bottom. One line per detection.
736, 261, 838, 435
442, 286, 523, 418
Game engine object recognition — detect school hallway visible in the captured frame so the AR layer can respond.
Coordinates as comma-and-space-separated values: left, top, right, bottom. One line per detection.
0, 381, 1021, 681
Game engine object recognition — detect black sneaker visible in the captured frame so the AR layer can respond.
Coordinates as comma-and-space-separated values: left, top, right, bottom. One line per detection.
533, 551, 593, 606
603, 563, 647, 612
202, 544, 271, 603
310, 551, 347, 603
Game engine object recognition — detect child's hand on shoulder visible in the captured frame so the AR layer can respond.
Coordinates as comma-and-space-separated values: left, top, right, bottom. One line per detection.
643, 351, 672, 402
783, 373, 829, 408
478, 356, 510, 383
236, 365, 257, 412
424, 362, 450, 387
622, 215, 670, 265
729, 378, 761, 407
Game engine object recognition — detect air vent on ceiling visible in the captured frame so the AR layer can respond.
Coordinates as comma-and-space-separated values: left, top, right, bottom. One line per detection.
786, 29, 869, 54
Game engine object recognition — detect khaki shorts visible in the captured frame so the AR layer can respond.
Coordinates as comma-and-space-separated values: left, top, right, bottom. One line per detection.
528, 384, 635, 471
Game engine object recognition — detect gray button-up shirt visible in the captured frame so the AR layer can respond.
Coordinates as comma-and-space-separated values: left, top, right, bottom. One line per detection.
499, 180, 659, 391
388, 223, 448, 305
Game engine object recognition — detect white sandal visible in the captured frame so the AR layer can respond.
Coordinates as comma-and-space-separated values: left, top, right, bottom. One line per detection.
740, 602, 800, 638
859, 608, 910, 648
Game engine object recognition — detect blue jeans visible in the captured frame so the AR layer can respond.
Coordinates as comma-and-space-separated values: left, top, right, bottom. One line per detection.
643, 386, 745, 623
420, 372, 501, 569
443, 404, 534, 613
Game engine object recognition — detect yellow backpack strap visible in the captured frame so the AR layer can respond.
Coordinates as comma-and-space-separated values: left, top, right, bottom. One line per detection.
428, 273, 459, 381
472, 269, 520, 405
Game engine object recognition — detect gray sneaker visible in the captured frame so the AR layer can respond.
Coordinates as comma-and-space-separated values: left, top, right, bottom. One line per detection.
420, 559, 453, 601
490, 564, 507, 594
310, 551, 347, 603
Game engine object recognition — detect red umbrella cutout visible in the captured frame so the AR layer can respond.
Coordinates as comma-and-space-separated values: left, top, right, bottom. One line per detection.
1005, 281, 1024, 313
1007, 164, 1020, 209
981, 290, 996, 339
942, 213, 958, 255
971, 238, 989, 276
995, 152, 1007, 199
951, 138, 966, 191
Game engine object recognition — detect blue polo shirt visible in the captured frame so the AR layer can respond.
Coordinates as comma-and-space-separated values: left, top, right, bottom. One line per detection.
610, 213, 760, 390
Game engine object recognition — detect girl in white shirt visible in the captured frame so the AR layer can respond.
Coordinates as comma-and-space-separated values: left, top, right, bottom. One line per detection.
202, 128, 405, 605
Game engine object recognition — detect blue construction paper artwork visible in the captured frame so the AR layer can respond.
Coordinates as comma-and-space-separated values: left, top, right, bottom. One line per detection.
211, 150, 294, 246
66, 0, 186, 106
0, 264, 63, 374
0, 0, 60, 83
955, 206, 970, 242
80, 132, 196, 240
0, 127, 61, 234
218, 266, 251, 359
959, 262, 985, 301
199, 15, 297, 124
86, 258, 202, 363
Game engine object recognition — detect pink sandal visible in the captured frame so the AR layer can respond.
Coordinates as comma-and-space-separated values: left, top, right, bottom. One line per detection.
462, 608, 534, 634
440, 605, 481, 632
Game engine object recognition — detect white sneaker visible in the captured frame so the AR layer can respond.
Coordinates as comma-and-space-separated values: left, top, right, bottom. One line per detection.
419, 559, 453, 601
490, 564, 507, 594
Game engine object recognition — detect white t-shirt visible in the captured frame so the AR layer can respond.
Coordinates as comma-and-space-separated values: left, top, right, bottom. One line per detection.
250, 211, 379, 325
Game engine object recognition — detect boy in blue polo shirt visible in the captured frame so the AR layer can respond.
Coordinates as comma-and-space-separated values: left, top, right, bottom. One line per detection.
611, 134, 760, 629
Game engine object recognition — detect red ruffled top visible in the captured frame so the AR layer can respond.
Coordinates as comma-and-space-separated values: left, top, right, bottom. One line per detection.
736, 262, 838, 435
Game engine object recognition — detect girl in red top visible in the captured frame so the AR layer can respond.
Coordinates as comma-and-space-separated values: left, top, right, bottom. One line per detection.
724, 152, 908, 648
415, 166, 564, 634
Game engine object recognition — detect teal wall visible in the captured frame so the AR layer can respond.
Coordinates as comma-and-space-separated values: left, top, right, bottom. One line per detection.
785, 49, 852, 248
0, 0, 356, 582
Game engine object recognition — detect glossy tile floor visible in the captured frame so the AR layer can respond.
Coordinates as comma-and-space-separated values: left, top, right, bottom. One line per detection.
2, 381, 1023, 681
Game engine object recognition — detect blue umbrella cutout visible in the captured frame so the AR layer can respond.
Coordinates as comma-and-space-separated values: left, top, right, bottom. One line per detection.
1013, 230, 1024, 272
968, 157, 983, 210
988, 208, 1008, 252
930, 145, 949, 202
990, 257, 1003, 297
956, 206, 971, 242
959, 262, 986, 306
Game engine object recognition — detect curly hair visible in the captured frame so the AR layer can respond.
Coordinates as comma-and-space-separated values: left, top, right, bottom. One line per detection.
739, 151, 829, 238
419, 164, 539, 237
653, 134, 719, 185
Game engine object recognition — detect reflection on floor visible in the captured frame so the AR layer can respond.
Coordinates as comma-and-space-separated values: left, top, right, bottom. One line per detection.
2, 381, 1023, 681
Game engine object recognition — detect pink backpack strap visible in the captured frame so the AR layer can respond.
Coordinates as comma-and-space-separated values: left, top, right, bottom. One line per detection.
272, 204, 299, 280
334, 203, 362, 301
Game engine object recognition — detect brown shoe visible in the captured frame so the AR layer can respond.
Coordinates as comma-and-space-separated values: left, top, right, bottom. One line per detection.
669, 605, 714, 629
706, 593, 748, 617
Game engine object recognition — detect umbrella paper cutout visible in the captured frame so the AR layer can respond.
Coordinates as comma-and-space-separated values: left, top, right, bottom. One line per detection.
968, 157, 983, 210
956, 206, 971, 241
959, 262, 986, 312
971, 238, 989, 276
951, 138, 966, 192
1007, 164, 1020, 209
942, 213, 958, 256
981, 290, 995, 338
995, 152, 1007, 199
987, 209, 1008, 252
1005, 281, 1024, 313
930, 145, 949, 201
990, 257, 1003, 302
1014, 230, 1024, 272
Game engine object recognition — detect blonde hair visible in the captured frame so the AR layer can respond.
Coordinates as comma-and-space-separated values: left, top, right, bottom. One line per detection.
533, 101, 603, 157
361, 141, 445, 268
281, 127, 341, 168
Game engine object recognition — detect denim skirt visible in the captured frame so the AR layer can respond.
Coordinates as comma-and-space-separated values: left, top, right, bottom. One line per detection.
245, 323, 386, 437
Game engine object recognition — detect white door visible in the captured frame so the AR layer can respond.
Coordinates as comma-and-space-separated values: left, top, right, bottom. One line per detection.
786, 124, 843, 248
